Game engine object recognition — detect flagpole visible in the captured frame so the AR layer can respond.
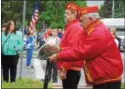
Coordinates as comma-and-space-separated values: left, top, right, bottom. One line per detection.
19, 0, 26, 79
28, 0, 39, 50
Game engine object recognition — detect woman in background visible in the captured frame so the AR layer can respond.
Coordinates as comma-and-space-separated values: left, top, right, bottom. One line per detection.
2, 20, 23, 83
110, 28, 121, 50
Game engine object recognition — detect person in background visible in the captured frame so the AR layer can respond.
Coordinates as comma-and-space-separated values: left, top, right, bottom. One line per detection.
44, 28, 52, 41
37, 29, 46, 49
36, 30, 41, 45
49, 6, 123, 89
24, 26, 28, 35
45, 29, 60, 83
1, 24, 6, 68
25, 30, 34, 68
23, 35, 27, 50
2, 20, 23, 83
57, 29, 63, 39
45, 29, 60, 46
110, 28, 121, 50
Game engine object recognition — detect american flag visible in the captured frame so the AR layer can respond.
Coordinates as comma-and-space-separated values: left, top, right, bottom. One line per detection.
29, 1, 39, 32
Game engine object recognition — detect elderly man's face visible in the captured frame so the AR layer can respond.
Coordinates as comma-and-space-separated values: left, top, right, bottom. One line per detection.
80, 15, 91, 29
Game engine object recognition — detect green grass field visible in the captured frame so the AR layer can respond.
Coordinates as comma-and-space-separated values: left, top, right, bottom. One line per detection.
2, 78, 52, 88
2, 78, 124, 88
121, 83, 125, 88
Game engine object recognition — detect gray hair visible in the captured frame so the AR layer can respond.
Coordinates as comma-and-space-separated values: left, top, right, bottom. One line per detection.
84, 13, 100, 20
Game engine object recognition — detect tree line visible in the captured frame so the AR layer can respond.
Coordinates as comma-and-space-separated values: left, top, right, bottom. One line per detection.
99, 0, 125, 18
1, 0, 86, 31
2, 0, 124, 31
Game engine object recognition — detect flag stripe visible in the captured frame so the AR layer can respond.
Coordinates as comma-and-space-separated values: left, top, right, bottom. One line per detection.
29, 2, 39, 32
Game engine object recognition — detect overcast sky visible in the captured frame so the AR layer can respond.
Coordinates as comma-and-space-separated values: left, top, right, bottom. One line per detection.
86, 1, 104, 8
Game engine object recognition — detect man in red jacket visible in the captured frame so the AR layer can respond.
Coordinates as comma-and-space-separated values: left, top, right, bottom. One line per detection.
49, 6, 123, 89
53, 2, 84, 89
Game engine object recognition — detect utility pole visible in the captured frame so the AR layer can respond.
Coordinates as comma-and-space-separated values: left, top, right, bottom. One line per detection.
19, 0, 26, 79
112, 0, 115, 18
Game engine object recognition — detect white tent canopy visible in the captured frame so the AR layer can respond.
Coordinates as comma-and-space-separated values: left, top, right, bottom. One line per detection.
101, 18, 125, 28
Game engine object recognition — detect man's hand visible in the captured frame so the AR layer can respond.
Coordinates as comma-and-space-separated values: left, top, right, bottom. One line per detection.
59, 69, 67, 80
49, 54, 58, 62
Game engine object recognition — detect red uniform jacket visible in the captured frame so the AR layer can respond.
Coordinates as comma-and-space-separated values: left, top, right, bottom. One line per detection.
58, 20, 123, 85
57, 19, 84, 71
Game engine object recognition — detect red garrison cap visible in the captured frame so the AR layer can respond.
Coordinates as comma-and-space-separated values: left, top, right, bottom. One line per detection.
79, 6, 98, 16
65, 2, 80, 12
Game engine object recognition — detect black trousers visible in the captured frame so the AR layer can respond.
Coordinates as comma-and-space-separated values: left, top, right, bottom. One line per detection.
48, 62, 58, 82
2, 55, 19, 82
62, 70, 81, 89
93, 80, 121, 89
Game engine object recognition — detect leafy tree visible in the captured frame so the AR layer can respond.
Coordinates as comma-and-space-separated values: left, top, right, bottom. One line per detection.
114, 0, 125, 18
2, 0, 86, 31
1, 1, 23, 28
102, 0, 112, 18
99, 0, 125, 18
